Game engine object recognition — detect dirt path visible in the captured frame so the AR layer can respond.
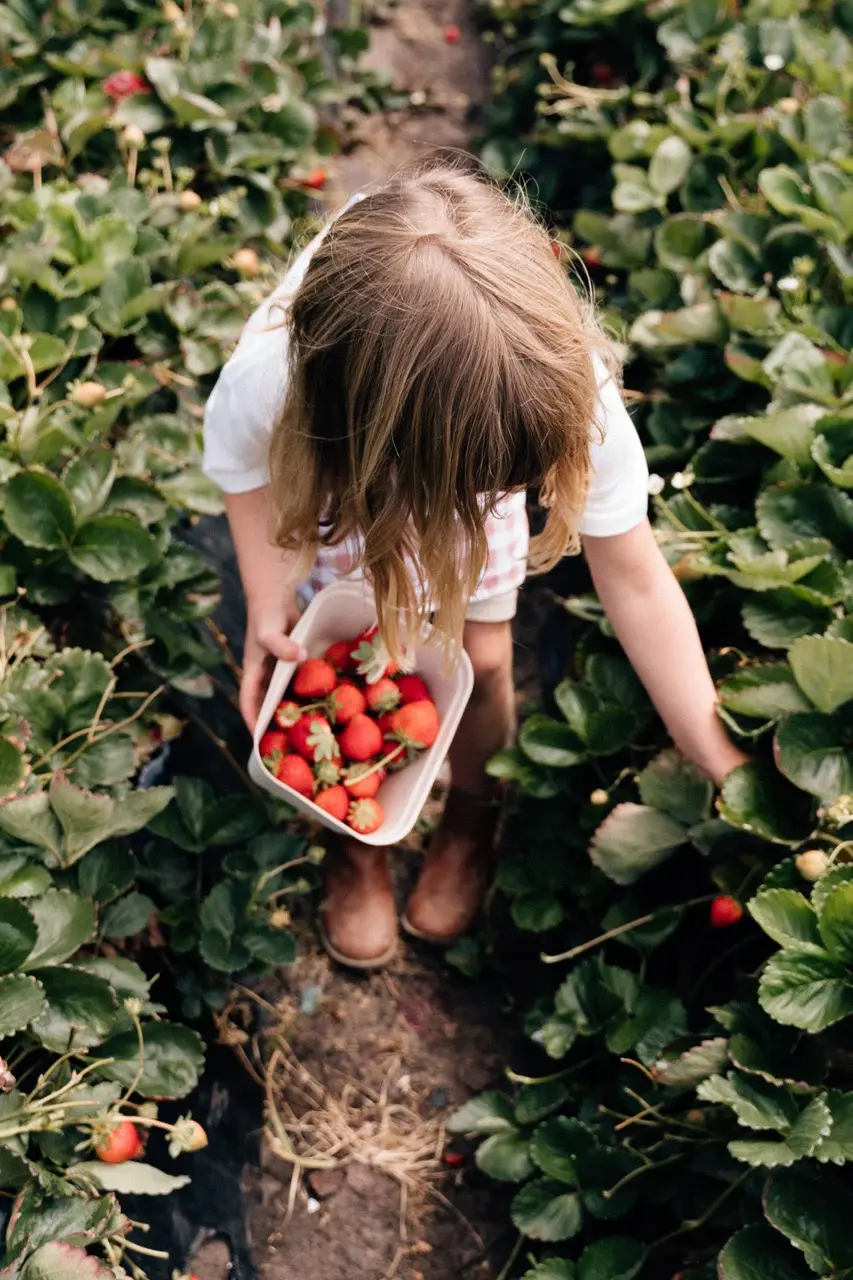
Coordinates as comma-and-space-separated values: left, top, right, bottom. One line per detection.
188, 7, 526, 1280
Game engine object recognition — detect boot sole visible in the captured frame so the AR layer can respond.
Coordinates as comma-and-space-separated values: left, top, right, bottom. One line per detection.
317, 920, 398, 971
400, 913, 456, 946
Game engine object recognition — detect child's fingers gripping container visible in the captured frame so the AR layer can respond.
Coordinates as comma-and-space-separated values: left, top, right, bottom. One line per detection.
249, 581, 474, 846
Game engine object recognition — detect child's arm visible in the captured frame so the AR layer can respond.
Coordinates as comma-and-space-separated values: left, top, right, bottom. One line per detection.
224, 487, 307, 730
584, 519, 748, 786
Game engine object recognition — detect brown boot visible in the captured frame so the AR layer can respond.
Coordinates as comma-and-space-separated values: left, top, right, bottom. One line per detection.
318, 838, 398, 969
402, 787, 502, 944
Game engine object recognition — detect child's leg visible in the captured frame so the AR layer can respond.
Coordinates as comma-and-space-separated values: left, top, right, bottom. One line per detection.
404, 619, 515, 941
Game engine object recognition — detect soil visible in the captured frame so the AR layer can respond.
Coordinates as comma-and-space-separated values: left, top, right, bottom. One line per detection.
185, 6, 535, 1280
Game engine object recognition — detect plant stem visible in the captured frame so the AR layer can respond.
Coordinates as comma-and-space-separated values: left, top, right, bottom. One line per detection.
649, 1170, 750, 1252
602, 1152, 684, 1199
541, 895, 713, 964
495, 1233, 523, 1280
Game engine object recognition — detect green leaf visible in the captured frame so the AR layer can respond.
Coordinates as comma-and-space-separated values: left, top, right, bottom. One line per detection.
3, 471, 75, 549
756, 482, 853, 555
697, 1072, 799, 1130
67, 1160, 191, 1196
742, 592, 833, 650
728, 1096, 832, 1166
648, 136, 692, 195
100, 892, 154, 940
764, 1166, 853, 1269
515, 1082, 571, 1126
520, 715, 587, 768
447, 1092, 516, 1135
813, 865, 853, 914
775, 714, 853, 802
636, 748, 713, 824
512, 892, 565, 932
788, 636, 853, 713
727, 1032, 826, 1090
816, 881, 853, 964
812, 418, 853, 489
108, 786, 174, 838
652, 1037, 729, 1086
747, 889, 822, 952
530, 1117, 585, 1185
0, 737, 24, 799
94, 1021, 204, 1098
70, 514, 157, 582
48, 775, 114, 863
719, 1223, 813, 1280
0, 898, 36, 972
0, 792, 62, 859
759, 950, 853, 1031
19, 1242, 115, 1280
63, 450, 116, 522
0, 973, 45, 1035
77, 955, 150, 1004
717, 665, 812, 720
578, 1238, 645, 1280
77, 842, 137, 904
476, 1130, 535, 1182
512, 1179, 583, 1242
26, 890, 95, 967
30, 965, 117, 1052
523, 1260, 576, 1280
814, 1091, 853, 1164
589, 803, 685, 886
718, 763, 813, 845
738, 405, 824, 465
241, 921, 297, 966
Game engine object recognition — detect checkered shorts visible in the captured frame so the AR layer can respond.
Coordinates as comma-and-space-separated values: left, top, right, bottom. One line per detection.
302, 491, 529, 620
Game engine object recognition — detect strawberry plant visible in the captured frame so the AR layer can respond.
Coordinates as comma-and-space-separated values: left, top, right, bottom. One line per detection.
0, 0, 364, 1268
463, 0, 853, 1274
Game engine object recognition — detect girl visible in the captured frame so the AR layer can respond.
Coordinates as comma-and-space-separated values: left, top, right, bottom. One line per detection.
203, 162, 747, 969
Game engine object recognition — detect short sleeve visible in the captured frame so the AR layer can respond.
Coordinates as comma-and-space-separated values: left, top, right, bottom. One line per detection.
203, 193, 366, 495
579, 359, 649, 537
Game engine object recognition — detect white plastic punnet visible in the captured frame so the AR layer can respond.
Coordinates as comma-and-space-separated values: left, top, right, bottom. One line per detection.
249, 581, 474, 846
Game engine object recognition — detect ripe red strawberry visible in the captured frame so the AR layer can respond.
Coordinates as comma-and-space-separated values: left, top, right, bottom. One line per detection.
328, 680, 366, 725
273, 700, 302, 729
347, 797, 384, 835
339, 714, 384, 762
274, 754, 315, 797
96, 1119, 143, 1164
293, 658, 337, 699
289, 713, 336, 762
377, 711, 396, 739
325, 640, 355, 673
259, 729, 288, 762
710, 896, 743, 928
390, 699, 440, 749
103, 70, 150, 100
396, 674, 432, 706
444, 24, 461, 43
302, 168, 327, 190
582, 247, 602, 270
365, 676, 401, 714
315, 785, 349, 821
351, 626, 399, 683
344, 763, 385, 799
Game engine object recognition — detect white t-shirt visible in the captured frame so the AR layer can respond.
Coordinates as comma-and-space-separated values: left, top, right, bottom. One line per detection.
202, 204, 649, 543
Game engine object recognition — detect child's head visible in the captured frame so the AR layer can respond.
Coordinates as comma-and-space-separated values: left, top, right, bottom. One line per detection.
269, 161, 605, 657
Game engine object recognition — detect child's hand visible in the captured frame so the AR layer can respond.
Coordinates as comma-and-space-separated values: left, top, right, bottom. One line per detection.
241, 597, 306, 731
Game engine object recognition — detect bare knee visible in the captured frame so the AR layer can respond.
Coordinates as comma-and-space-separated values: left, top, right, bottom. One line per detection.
463, 621, 514, 701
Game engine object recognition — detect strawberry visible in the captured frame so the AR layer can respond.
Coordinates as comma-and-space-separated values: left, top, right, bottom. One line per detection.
591, 61, 615, 86
351, 626, 398, 683
315, 758, 342, 787
581, 246, 602, 270
103, 70, 150, 101
344, 763, 385, 799
347, 797, 384, 835
273, 700, 302, 730
795, 849, 830, 881
365, 676, 401, 714
444, 24, 461, 42
259, 729, 288, 762
710, 896, 743, 928
328, 680, 367, 725
325, 640, 355, 672
96, 1119, 143, 1164
293, 658, 337, 699
390, 699, 440, 750
302, 168, 327, 190
339, 713, 384, 762
377, 711, 396, 739
289, 713, 337, 763
315, 785, 349, 822
274, 754, 315, 798
396, 673, 432, 705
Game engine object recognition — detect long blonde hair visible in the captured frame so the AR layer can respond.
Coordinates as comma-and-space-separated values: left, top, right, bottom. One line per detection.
269, 161, 607, 662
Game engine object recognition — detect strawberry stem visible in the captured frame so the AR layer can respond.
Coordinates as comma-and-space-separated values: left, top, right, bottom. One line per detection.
344, 742, 405, 783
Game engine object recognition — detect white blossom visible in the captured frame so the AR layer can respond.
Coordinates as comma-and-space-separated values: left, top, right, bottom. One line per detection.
647, 473, 666, 496
777, 276, 799, 292
763, 53, 785, 70
671, 471, 695, 490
